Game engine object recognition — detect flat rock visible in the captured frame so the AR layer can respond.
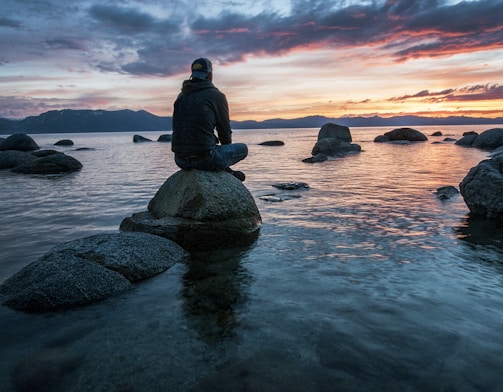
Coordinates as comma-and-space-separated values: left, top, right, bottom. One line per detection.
0, 232, 187, 312
12, 152, 82, 174
374, 127, 428, 143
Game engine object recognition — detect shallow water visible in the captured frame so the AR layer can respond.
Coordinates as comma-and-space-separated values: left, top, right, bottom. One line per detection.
1, 125, 503, 391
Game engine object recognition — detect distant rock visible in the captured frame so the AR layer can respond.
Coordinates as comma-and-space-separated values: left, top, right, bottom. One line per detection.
133, 135, 152, 143
54, 139, 74, 146
434, 186, 459, 200
0, 133, 39, 151
157, 134, 172, 142
443, 137, 456, 142
305, 123, 361, 162
374, 127, 428, 143
120, 170, 262, 250
317, 123, 352, 142
431, 131, 443, 136
12, 152, 82, 174
272, 182, 310, 190
0, 151, 37, 169
0, 232, 187, 312
455, 133, 479, 147
460, 154, 503, 220
258, 140, 285, 146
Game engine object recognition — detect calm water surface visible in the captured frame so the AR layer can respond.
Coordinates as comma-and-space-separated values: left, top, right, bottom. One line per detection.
1, 126, 503, 391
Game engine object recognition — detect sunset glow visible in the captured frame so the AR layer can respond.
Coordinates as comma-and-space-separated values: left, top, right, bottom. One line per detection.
1, 0, 502, 121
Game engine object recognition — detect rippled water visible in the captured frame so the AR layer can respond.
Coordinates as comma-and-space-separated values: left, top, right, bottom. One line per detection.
1, 126, 503, 391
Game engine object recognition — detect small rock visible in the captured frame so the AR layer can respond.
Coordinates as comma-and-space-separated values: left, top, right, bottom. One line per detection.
272, 182, 309, 190
54, 139, 74, 146
431, 131, 443, 136
133, 135, 152, 143
157, 134, 172, 142
435, 186, 459, 200
258, 140, 284, 146
12, 152, 82, 174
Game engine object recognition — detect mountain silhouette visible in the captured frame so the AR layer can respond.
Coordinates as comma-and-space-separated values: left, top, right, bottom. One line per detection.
1, 109, 502, 134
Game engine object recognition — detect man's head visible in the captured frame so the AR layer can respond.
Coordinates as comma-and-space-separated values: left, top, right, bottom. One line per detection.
191, 58, 212, 80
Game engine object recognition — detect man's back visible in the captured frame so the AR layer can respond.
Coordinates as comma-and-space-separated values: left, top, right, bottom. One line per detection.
172, 79, 231, 154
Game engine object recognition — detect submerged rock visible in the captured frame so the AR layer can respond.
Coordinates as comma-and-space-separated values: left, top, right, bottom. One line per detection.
133, 135, 152, 143
120, 170, 262, 250
0, 232, 187, 312
460, 154, 503, 220
0, 133, 39, 151
435, 186, 459, 200
54, 139, 74, 146
258, 140, 285, 146
374, 127, 428, 143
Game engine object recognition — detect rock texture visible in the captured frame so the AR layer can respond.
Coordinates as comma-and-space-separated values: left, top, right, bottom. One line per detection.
460, 154, 503, 220
120, 170, 262, 250
0, 232, 187, 312
0, 150, 37, 169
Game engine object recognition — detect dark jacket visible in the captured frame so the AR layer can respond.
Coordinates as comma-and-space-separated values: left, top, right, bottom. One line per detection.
171, 79, 232, 154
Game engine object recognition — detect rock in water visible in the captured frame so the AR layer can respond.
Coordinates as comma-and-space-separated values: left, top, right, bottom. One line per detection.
374, 127, 428, 143
120, 170, 262, 250
460, 155, 503, 220
0, 232, 187, 312
0, 133, 39, 151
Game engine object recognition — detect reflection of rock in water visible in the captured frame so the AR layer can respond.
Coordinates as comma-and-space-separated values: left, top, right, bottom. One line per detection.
12, 348, 83, 392
455, 216, 503, 249
190, 348, 340, 392
182, 248, 251, 343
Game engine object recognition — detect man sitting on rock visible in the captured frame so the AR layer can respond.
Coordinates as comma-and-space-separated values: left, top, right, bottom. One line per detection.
171, 57, 248, 181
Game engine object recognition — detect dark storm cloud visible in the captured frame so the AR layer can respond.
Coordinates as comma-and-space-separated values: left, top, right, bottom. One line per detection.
113, 0, 502, 76
3, 0, 502, 77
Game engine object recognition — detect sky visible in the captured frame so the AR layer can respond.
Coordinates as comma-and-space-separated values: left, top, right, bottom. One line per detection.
1, 0, 502, 121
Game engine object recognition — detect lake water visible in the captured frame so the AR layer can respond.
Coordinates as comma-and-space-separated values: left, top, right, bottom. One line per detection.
1, 125, 503, 391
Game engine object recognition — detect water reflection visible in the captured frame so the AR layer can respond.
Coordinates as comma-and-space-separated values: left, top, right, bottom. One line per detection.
455, 215, 503, 249
181, 247, 252, 344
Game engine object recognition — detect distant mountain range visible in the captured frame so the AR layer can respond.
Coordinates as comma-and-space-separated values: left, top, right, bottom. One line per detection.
1, 109, 502, 134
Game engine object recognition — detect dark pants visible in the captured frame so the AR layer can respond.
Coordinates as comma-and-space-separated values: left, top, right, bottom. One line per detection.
175, 143, 248, 171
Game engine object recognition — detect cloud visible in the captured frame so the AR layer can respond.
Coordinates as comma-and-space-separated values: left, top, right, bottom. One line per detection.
2, 0, 502, 77
389, 84, 503, 103
0, 17, 22, 28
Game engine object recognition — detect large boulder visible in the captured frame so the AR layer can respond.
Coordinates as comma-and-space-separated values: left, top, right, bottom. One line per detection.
459, 154, 503, 220
374, 127, 428, 143
306, 123, 360, 161
0, 150, 37, 169
455, 132, 479, 147
120, 170, 262, 250
12, 152, 82, 174
317, 123, 352, 142
0, 133, 39, 151
0, 232, 187, 312
471, 128, 503, 150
